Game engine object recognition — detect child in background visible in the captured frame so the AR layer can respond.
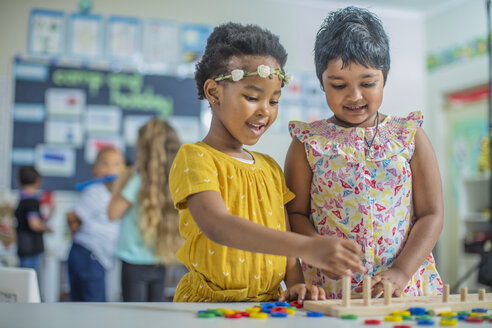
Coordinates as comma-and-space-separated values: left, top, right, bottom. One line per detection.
66, 146, 125, 302
15, 166, 52, 273
168, 22, 365, 303
285, 6, 444, 298
108, 119, 183, 302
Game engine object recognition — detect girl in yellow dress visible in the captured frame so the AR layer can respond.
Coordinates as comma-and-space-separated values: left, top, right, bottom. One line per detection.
169, 22, 366, 302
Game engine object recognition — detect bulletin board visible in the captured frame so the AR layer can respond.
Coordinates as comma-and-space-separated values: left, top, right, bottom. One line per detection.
11, 59, 201, 191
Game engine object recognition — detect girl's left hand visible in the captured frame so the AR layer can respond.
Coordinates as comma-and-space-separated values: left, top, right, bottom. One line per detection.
278, 283, 326, 303
355, 267, 409, 297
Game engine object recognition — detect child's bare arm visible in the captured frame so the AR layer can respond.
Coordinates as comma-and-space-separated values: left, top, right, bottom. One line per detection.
284, 138, 319, 237
27, 214, 52, 233
282, 208, 326, 302
110, 167, 133, 196
282, 207, 306, 288
187, 190, 365, 277
108, 194, 131, 221
285, 138, 365, 279
66, 211, 81, 233
107, 168, 133, 221
372, 127, 444, 296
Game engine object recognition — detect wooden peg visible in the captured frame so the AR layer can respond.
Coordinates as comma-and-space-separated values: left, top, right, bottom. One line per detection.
442, 284, 450, 303
478, 288, 486, 301
363, 276, 371, 306
383, 281, 391, 305
342, 275, 351, 307
429, 307, 453, 316
460, 287, 468, 302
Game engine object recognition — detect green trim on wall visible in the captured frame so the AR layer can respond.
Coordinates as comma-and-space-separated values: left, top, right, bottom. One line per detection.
427, 35, 487, 71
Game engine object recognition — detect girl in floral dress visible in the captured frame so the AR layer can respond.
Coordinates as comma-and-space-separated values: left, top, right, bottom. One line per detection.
285, 7, 444, 298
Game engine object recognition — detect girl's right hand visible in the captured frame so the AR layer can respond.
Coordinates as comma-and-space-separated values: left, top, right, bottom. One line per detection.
301, 235, 366, 280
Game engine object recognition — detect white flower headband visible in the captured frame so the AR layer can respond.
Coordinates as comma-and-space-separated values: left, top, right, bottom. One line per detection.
213, 64, 292, 85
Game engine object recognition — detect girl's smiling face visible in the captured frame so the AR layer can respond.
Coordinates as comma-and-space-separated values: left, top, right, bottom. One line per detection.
322, 58, 384, 127
206, 55, 283, 151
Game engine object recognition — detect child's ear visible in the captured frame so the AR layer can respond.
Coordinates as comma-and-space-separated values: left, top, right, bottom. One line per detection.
203, 79, 220, 105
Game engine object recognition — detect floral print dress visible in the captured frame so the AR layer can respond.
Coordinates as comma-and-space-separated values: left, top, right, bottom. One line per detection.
289, 111, 443, 298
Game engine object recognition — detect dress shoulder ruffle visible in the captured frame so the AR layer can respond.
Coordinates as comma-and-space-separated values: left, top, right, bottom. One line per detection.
288, 111, 423, 162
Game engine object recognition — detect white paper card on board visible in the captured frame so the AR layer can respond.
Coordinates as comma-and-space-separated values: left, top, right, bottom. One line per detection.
35, 144, 75, 177
44, 119, 84, 147
11, 148, 35, 166
12, 104, 45, 122
14, 62, 48, 82
45, 88, 85, 117
85, 105, 121, 133
68, 13, 104, 60
28, 9, 65, 59
123, 115, 153, 146
168, 116, 201, 144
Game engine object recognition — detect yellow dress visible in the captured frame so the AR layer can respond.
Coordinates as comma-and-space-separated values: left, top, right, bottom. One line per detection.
169, 142, 295, 302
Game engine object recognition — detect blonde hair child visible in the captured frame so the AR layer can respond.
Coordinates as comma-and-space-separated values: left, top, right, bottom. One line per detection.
108, 118, 182, 301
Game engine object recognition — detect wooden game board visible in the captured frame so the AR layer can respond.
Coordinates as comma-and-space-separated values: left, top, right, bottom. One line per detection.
303, 276, 492, 317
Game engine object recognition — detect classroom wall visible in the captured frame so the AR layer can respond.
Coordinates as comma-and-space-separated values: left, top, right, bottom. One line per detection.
424, 0, 488, 288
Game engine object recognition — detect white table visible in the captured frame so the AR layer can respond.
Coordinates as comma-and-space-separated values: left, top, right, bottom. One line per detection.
0, 302, 489, 328
0, 302, 373, 328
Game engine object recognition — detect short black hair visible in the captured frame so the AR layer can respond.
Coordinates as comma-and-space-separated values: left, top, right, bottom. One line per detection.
18, 166, 40, 186
195, 22, 288, 99
314, 6, 390, 87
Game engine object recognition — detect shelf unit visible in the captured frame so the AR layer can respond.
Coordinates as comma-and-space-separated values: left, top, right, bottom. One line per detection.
456, 177, 491, 292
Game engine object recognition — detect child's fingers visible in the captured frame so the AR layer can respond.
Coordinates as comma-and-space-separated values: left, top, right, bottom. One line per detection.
354, 275, 378, 293
278, 290, 288, 302
279, 288, 296, 302
371, 274, 382, 285
321, 268, 340, 280
296, 285, 307, 303
371, 280, 385, 297
316, 286, 326, 300
307, 285, 319, 301
337, 251, 365, 273
322, 268, 353, 280
340, 239, 363, 255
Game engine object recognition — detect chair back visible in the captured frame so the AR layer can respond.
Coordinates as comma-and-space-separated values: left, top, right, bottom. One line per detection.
0, 267, 41, 303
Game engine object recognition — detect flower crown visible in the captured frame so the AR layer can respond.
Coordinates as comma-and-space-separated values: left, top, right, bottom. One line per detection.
213, 65, 292, 85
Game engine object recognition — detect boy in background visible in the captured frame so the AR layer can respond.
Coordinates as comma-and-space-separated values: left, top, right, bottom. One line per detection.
15, 166, 52, 274
67, 147, 125, 302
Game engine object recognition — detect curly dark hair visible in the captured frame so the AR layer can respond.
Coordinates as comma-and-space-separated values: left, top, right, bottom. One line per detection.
314, 6, 390, 88
195, 22, 288, 99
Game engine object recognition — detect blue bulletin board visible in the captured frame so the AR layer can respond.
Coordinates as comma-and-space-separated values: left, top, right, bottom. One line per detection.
11, 59, 201, 190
